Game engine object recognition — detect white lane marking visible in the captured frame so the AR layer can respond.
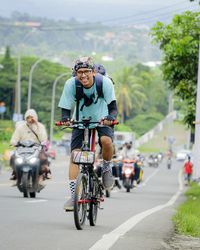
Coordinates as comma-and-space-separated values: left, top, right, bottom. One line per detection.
0, 183, 11, 187
89, 169, 183, 250
25, 199, 48, 203
142, 168, 160, 186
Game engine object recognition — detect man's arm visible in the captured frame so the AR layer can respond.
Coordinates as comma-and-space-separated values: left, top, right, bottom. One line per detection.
107, 100, 118, 119
102, 100, 118, 125
61, 108, 71, 122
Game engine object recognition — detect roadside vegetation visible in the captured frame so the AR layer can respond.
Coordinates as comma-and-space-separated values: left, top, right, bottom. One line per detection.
173, 182, 200, 237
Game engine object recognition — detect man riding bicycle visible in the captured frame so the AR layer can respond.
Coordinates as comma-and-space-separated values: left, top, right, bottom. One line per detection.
58, 56, 118, 211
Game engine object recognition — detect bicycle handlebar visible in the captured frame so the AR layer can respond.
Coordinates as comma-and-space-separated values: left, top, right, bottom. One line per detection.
55, 119, 119, 127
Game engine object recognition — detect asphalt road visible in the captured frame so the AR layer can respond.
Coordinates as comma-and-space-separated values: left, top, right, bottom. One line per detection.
0, 153, 186, 250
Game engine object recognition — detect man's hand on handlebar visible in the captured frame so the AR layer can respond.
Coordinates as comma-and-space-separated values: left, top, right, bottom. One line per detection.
55, 116, 118, 127
101, 115, 117, 126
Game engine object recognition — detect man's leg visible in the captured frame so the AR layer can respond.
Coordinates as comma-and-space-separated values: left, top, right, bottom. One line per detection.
64, 128, 83, 211
100, 135, 114, 189
64, 158, 79, 211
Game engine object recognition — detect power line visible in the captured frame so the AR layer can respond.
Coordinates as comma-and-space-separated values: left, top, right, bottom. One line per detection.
39, 8, 199, 31
118, 6, 199, 26
99, 0, 198, 24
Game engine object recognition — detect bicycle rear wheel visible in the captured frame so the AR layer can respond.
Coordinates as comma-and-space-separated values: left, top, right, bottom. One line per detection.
89, 178, 99, 226
74, 173, 88, 230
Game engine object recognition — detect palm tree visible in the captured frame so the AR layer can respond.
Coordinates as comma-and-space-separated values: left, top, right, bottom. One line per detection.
115, 67, 146, 123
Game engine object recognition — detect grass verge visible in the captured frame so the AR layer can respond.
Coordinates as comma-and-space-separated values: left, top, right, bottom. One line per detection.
173, 182, 200, 237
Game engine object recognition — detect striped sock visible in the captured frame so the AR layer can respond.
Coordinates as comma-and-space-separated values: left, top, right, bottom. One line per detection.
69, 180, 76, 200
102, 160, 112, 173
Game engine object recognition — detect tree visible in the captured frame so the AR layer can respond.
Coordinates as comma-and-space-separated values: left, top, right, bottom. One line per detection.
151, 11, 200, 128
0, 46, 16, 118
115, 66, 146, 123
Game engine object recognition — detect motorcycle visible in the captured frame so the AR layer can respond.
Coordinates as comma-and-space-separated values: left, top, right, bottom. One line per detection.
148, 154, 159, 167
122, 159, 135, 192
13, 140, 45, 198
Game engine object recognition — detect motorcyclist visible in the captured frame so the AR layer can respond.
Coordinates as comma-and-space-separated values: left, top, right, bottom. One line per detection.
120, 142, 139, 186
10, 109, 51, 183
58, 56, 118, 211
133, 157, 142, 186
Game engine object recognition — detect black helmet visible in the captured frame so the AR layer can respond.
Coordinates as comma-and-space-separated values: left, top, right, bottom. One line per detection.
73, 56, 94, 72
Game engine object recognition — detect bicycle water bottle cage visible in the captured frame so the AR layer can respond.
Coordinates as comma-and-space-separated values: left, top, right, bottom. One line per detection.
72, 150, 95, 164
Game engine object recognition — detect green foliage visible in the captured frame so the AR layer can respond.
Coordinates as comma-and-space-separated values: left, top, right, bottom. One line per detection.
115, 123, 133, 132
0, 46, 16, 118
173, 182, 200, 237
0, 128, 13, 141
0, 120, 14, 142
151, 11, 200, 128
114, 64, 168, 124
0, 53, 70, 132
126, 112, 164, 136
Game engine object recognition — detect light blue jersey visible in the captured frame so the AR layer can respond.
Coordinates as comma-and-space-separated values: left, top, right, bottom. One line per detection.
58, 75, 116, 127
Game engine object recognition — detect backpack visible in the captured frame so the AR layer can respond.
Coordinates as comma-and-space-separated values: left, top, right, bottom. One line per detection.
74, 64, 114, 120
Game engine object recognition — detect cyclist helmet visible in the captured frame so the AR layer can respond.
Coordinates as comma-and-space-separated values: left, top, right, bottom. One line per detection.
73, 56, 94, 72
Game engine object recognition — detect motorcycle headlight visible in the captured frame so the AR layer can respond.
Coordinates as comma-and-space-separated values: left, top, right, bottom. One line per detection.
15, 157, 23, 165
28, 157, 38, 164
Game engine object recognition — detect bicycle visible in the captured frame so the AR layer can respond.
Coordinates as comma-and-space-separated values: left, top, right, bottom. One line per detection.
56, 117, 118, 230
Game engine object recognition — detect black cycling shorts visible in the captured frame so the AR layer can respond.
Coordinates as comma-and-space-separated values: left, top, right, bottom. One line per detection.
70, 126, 114, 151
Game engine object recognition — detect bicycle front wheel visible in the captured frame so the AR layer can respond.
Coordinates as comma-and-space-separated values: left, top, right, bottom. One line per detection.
74, 173, 88, 230
89, 178, 99, 226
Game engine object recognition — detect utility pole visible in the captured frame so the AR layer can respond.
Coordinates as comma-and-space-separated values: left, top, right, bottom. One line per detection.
27, 58, 44, 109
14, 56, 22, 122
49, 73, 69, 143
193, 39, 200, 180
13, 24, 41, 121
167, 91, 174, 151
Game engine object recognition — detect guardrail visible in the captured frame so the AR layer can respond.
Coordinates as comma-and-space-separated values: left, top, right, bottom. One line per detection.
135, 111, 177, 148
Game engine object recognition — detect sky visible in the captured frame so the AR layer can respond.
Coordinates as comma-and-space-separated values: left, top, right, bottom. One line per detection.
0, 0, 199, 25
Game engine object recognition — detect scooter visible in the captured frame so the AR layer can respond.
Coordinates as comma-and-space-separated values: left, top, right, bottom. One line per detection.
122, 159, 135, 192
148, 155, 159, 167
13, 140, 45, 198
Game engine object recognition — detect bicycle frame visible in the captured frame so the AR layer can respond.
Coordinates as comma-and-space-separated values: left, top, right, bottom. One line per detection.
78, 123, 104, 202
56, 117, 117, 229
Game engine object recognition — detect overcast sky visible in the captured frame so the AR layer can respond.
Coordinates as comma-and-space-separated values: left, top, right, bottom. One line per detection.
0, 0, 199, 25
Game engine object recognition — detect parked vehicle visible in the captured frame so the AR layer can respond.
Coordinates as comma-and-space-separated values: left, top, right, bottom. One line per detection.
176, 149, 191, 161
13, 140, 45, 198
